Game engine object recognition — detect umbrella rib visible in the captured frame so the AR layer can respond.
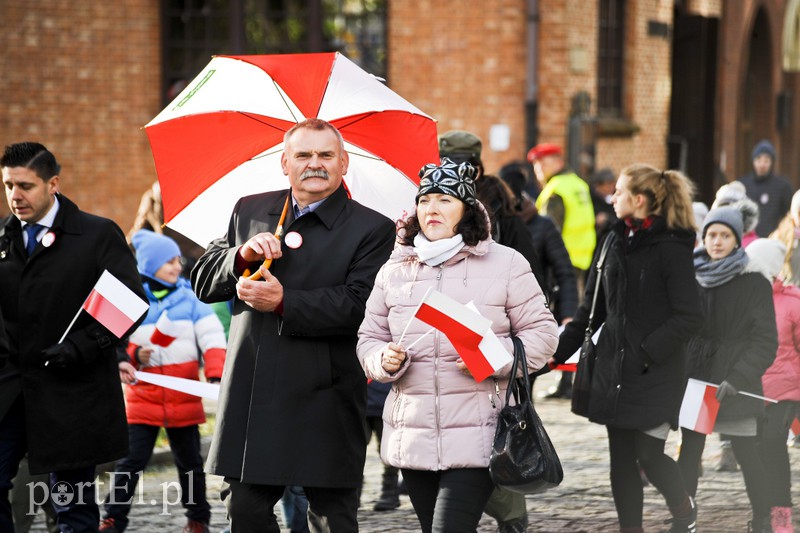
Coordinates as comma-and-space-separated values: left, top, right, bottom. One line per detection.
334, 111, 378, 130
273, 79, 301, 123
347, 151, 382, 162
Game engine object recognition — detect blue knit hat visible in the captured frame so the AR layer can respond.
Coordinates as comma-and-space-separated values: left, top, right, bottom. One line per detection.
751, 139, 776, 161
131, 229, 181, 278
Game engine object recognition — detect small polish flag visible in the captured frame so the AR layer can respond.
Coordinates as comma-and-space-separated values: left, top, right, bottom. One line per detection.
150, 311, 180, 347
412, 289, 512, 382
82, 270, 149, 338
679, 378, 721, 435
789, 417, 800, 440
552, 324, 605, 372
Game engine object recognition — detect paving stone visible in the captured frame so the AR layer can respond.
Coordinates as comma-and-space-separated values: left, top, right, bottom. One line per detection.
23, 377, 800, 531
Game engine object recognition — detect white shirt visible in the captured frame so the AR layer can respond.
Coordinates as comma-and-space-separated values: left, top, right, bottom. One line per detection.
21, 195, 60, 249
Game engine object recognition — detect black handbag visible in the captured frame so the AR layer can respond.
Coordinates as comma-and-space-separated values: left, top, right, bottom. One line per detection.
489, 337, 563, 494
571, 234, 613, 418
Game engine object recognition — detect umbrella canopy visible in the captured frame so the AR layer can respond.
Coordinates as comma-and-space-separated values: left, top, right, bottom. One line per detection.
145, 52, 439, 247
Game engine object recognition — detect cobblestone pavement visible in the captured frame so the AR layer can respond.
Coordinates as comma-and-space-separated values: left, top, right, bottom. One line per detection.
23, 376, 800, 532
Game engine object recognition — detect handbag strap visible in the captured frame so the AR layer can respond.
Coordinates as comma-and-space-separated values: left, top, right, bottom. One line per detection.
584, 233, 614, 340
505, 336, 532, 406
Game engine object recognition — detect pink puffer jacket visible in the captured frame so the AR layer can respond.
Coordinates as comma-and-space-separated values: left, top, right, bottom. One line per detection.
762, 281, 800, 401
357, 238, 558, 471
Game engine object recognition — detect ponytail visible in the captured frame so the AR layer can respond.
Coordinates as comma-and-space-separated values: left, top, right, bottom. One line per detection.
621, 164, 697, 231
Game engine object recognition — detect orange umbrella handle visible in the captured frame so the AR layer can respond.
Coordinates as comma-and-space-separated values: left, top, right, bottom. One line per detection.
243, 194, 290, 281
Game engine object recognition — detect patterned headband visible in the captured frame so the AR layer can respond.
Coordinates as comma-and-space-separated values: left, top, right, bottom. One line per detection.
416, 158, 477, 205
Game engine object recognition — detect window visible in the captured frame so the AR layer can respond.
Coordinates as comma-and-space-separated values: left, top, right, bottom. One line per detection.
597, 0, 625, 117
162, 0, 387, 105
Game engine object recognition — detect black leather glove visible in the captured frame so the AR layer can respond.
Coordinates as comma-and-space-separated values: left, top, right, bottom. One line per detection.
531, 363, 553, 377
715, 380, 738, 401
41, 340, 81, 369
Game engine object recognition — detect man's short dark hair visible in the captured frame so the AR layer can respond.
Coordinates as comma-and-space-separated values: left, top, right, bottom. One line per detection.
0, 142, 61, 180
398, 201, 489, 247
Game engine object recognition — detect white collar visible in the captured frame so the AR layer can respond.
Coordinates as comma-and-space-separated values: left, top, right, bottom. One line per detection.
21, 195, 60, 229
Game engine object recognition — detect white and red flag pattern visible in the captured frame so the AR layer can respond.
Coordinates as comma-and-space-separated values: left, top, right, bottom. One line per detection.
412, 289, 512, 383
679, 378, 721, 434
149, 311, 181, 347
82, 270, 149, 338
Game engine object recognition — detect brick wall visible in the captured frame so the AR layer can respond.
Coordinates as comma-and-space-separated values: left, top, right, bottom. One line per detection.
388, 0, 529, 174
390, 0, 675, 180
0, 1, 161, 230
596, 1, 673, 175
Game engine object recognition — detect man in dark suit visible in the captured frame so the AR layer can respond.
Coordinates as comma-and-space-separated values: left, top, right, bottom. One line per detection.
192, 119, 396, 532
0, 142, 146, 532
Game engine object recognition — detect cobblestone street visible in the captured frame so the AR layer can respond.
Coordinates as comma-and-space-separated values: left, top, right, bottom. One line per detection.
23, 376, 800, 532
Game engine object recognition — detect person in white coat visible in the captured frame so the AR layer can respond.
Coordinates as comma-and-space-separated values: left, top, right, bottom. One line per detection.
357, 158, 558, 533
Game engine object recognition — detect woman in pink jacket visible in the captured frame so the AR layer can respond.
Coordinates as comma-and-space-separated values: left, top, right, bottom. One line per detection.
746, 238, 800, 533
357, 159, 559, 532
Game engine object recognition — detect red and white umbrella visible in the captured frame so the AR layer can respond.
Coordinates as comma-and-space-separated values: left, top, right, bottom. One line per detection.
145, 52, 439, 247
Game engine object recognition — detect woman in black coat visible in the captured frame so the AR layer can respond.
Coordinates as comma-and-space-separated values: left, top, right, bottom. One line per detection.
551, 164, 703, 533
677, 206, 777, 533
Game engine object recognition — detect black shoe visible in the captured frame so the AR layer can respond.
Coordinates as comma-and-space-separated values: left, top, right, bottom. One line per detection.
661, 497, 697, 533
497, 514, 528, 533
747, 515, 773, 533
543, 386, 572, 400
374, 470, 401, 511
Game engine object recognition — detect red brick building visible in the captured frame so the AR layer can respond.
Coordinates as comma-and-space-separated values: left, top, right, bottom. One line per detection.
1, 0, 799, 231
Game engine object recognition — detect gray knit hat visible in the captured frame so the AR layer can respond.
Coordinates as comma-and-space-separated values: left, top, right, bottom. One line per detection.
702, 206, 744, 246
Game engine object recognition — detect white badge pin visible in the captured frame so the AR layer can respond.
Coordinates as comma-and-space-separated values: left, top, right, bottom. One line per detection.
284, 231, 303, 249
42, 231, 56, 248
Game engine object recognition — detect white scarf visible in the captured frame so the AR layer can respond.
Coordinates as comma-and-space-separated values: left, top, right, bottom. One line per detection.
413, 233, 465, 266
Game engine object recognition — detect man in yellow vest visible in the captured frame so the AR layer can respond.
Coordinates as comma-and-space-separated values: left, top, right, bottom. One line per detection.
528, 143, 596, 400
528, 143, 596, 277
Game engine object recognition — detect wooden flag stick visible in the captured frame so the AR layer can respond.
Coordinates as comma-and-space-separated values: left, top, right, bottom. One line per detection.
403, 327, 435, 351
244, 194, 290, 281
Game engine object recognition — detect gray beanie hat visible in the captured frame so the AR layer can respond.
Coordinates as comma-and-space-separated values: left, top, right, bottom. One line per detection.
746, 238, 786, 281
702, 206, 744, 246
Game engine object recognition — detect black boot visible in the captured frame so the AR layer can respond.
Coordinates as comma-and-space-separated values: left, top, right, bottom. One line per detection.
373, 466, 400, 511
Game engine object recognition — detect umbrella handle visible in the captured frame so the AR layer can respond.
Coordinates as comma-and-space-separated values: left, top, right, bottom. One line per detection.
243, 194, 290, 281
245, 256, 275, 281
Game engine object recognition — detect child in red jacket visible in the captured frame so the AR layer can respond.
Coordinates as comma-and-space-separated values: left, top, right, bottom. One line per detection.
101, 230, 226, 533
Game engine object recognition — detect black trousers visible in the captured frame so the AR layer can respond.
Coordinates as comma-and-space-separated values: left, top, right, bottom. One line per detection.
103, 424, 210, 530
679, 428, 772, 521
759, 400, 799, 508
225, 478, 359, 533
400, 468, 494, 533
607, 426, 689, 529
0, 396, 101, 533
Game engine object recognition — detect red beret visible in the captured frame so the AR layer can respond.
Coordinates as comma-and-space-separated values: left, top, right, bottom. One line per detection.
527, 143, 562, 162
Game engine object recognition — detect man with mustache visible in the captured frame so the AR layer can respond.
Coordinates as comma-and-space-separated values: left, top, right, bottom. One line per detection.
192, 118, 396, 532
